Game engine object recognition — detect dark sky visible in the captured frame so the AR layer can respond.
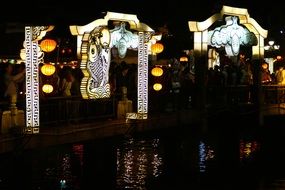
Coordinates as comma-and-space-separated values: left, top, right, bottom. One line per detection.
1, 0, 284, 57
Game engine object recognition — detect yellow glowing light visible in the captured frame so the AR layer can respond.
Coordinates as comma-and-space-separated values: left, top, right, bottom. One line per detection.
20, 49, 26, 60
179, 56, 188, 62
151, 67, 163, 77
188, 5, 268, 60
153, 83, 162, 91
41, 63, 56, 76
42, 84, 54, 93
40, 39, 57, 52
151, 43, 164, 54
262, 63, 268, 70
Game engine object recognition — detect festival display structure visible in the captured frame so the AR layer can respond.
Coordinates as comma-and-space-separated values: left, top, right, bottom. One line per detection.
70, 12, 161, 119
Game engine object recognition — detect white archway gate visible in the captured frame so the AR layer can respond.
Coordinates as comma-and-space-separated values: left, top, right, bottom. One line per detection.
188, 5, 268, 60
188, 5, 268, 125
70, 12, 160, 120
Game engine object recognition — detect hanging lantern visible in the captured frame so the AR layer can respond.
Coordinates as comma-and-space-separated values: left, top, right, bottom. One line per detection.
179, 56, 188, 62
41, 63, 56, 76
42, 84, 54, 93
151, 42, 164, 54
40, 39, 57, 52
153, 83, 162, 91
20, 49, 26, 60
151, 67, 163, 77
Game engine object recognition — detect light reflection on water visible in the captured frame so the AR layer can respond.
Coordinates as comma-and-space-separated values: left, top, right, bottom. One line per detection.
2, 122, 285, 189
239, 139, 260, 160
199, 141, 215, 173
116, 137, 163, 189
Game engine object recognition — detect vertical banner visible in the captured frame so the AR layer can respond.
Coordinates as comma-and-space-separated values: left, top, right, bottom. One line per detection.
137, 32, 148, 119
25, 26, 39, 134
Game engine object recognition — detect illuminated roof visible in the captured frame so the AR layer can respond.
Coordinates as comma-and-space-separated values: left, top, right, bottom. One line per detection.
188, 5, 268, 38
70, 11, 154, 36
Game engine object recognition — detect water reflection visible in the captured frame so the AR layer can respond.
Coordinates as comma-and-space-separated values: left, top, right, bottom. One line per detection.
239, 139, 260, 161
3, 120, 285, 189
59, 154, 72, 188
199, 141, 215, 173
116, 137, 163, 189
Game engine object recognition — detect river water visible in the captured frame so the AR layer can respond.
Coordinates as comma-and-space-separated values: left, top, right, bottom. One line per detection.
0, 114, 285, 190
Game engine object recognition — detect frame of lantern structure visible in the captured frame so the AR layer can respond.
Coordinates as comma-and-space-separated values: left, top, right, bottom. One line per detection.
70, 11, 161, 120
24, 25, 54, 134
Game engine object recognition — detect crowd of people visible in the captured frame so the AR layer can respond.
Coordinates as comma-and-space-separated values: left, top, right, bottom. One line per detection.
0, 63, 25, 105
0, 54, 284, 111
0, 63, 84, 105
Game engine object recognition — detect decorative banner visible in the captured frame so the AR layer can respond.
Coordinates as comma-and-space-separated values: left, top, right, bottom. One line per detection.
137, 32, 150, 119
208, 16, 257, 56
70, 12, 158, 119
25, 26, 53, 134
25, 26, 40, 134
110, 22, 138, 58
80, 26, 111, 99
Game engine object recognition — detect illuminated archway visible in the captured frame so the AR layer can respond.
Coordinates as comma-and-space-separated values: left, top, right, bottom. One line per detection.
188, 5, 268, 61
187, 5, 268, 111
70, 12, 161, 119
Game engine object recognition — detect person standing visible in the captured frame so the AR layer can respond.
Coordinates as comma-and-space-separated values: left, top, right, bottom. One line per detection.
60, 68, 74, 97
4, 64, 25, 107
115, 61, 130, 100
261, 62, 272, 85
275, 65, 285, 85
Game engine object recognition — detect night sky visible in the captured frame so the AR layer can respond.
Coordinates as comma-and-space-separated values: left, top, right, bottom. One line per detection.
0, 0, 284, 58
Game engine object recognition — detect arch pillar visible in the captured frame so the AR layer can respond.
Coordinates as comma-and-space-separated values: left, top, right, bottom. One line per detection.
192, 30, 209, 109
